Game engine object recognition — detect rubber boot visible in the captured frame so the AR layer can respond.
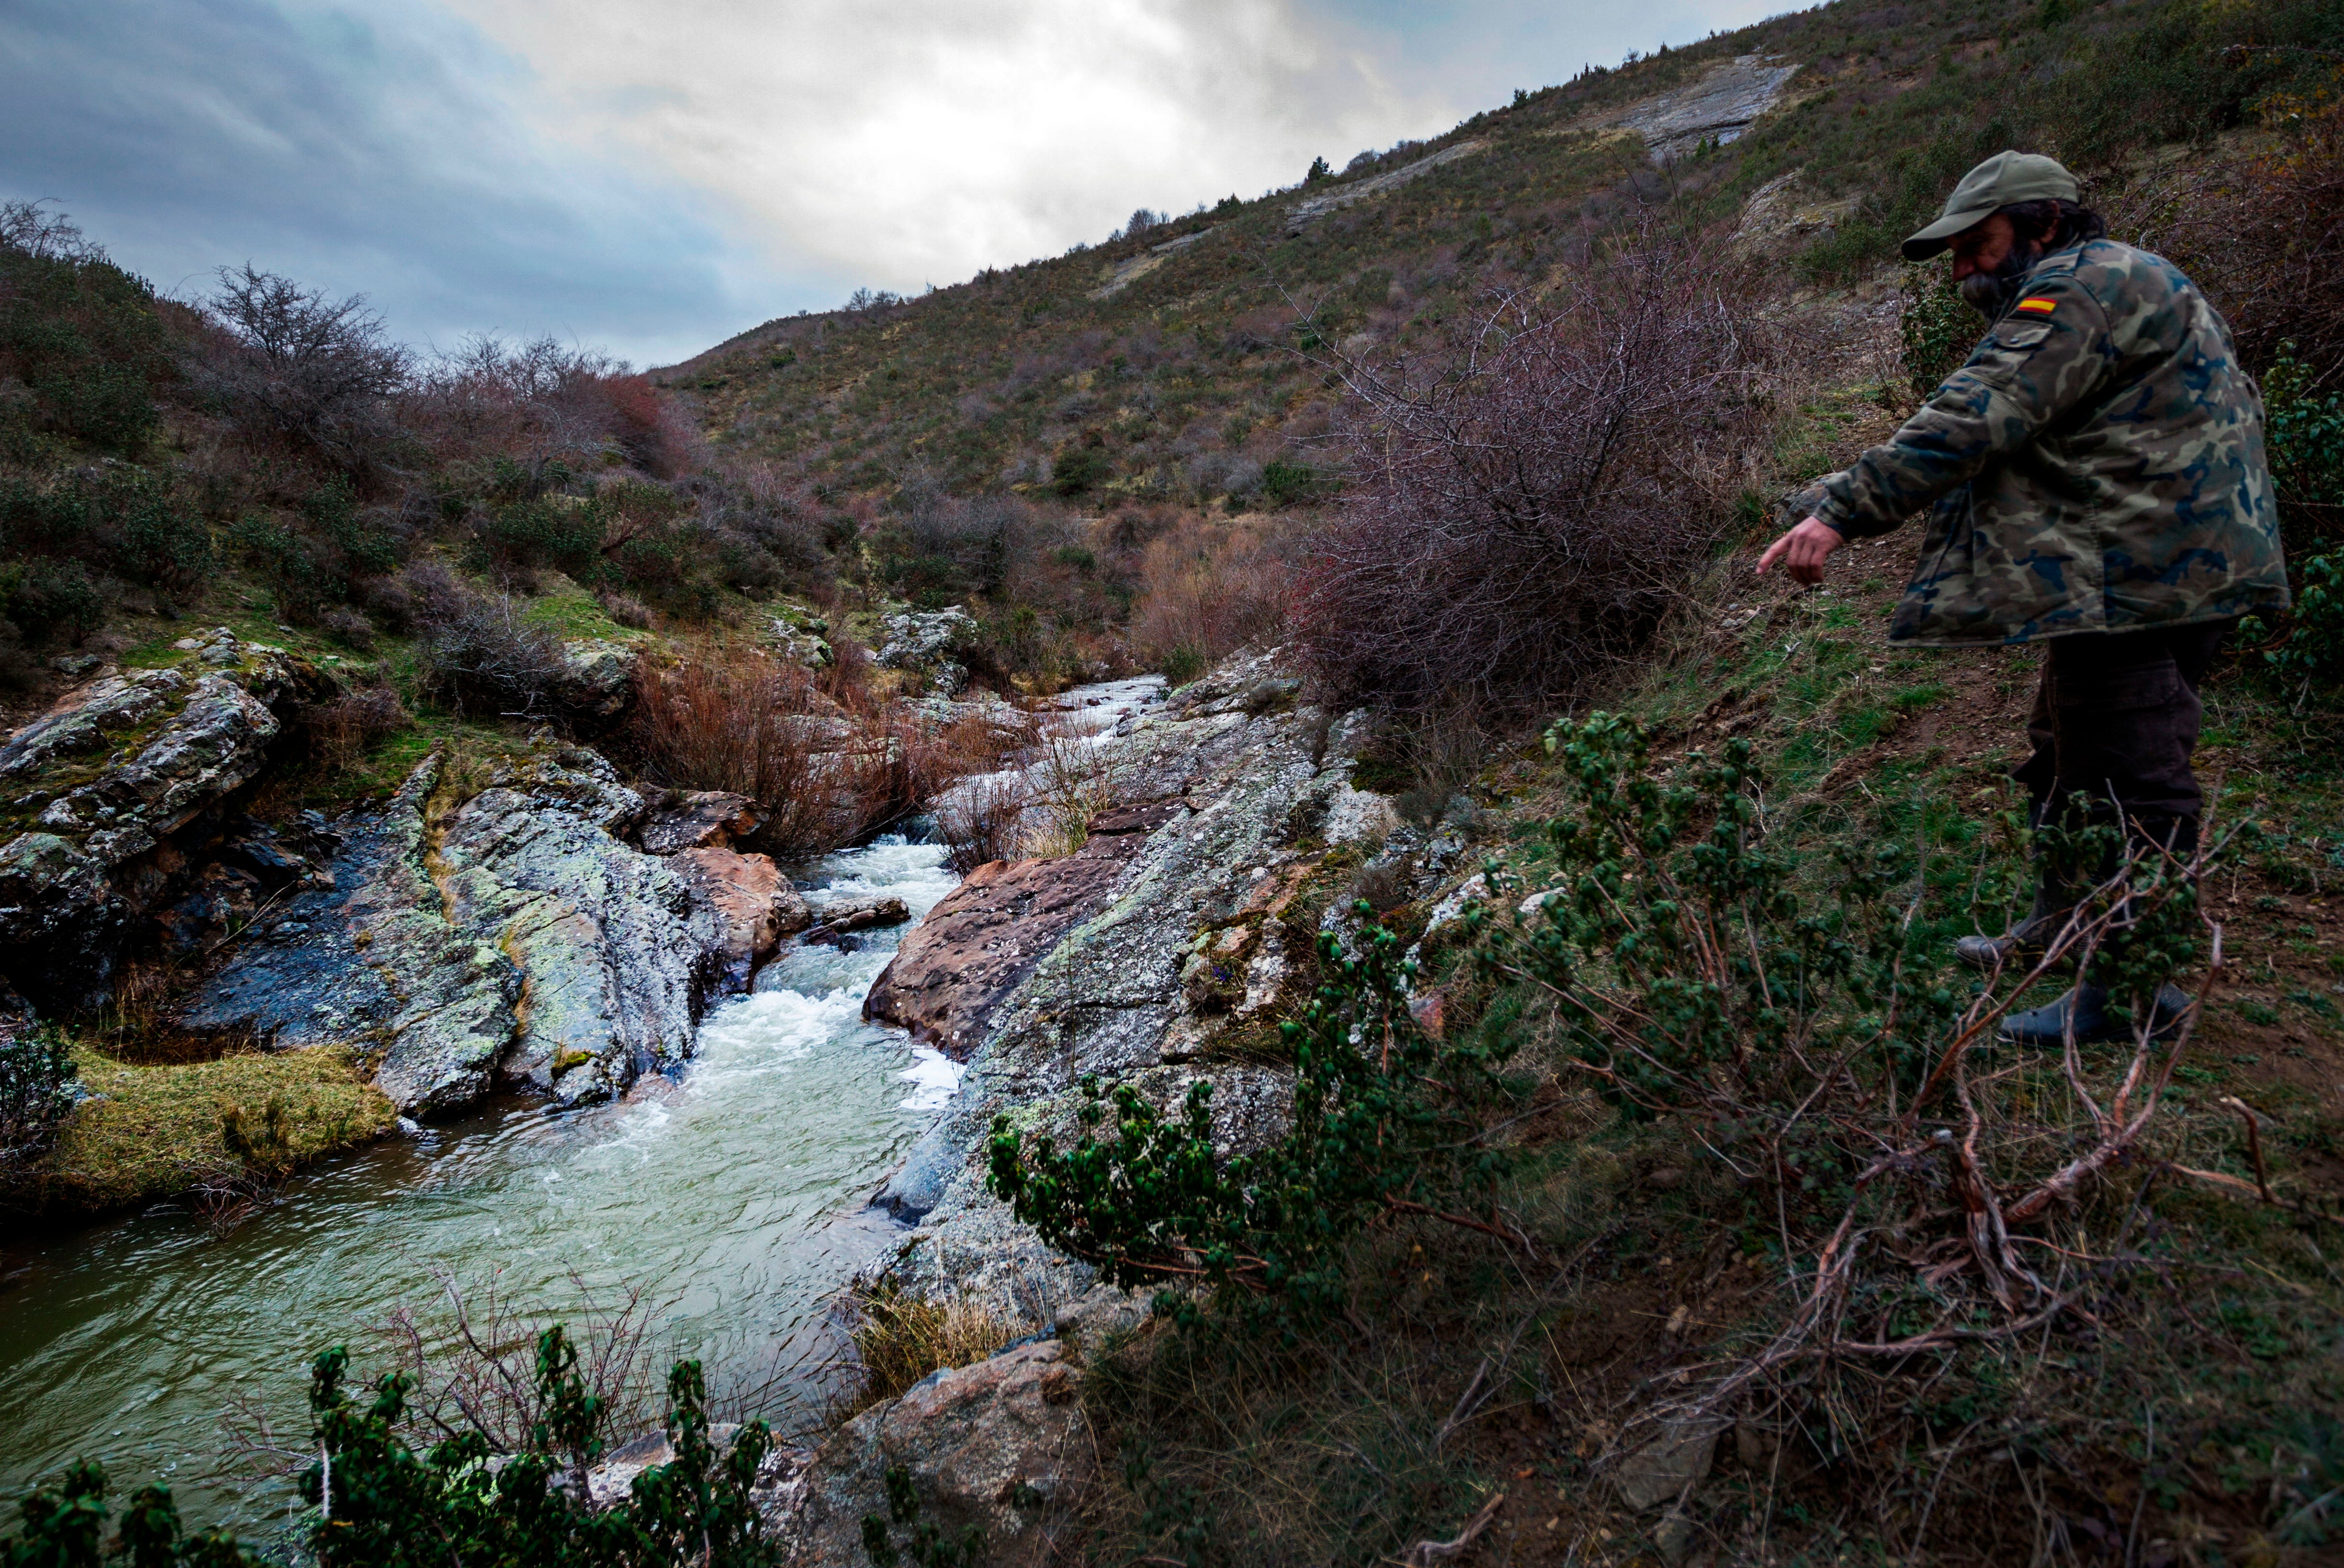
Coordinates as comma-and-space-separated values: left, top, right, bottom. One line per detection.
1998, 982, 2194, 1047
1954, 881, 2067, 972
1956, 802, 2074, 972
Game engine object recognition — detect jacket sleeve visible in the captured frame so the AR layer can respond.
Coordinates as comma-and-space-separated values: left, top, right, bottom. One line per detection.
1809, 276, 2113, 539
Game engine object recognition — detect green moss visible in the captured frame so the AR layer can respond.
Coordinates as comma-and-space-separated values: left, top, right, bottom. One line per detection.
38, 1044, 395, 1212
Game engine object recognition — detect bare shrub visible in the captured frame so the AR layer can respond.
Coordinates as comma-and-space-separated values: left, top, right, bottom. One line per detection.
938, 771, 1029, 873
408, 334, 694, 478
0, 199, 102, 262
1348, 854, 1413, 913
1021, 723, 1122, 857
407, 565, 568, 720
625, 649, 999, 857
319, 606, 375, 651
221, 1269, 662, 1496
302, 678, 410, 775
1299, 224, 1772, 707
2116, 86, 2344, 384
597, 588, 653, 629
1128, 512, 1290, 676
190, 265, 412, 482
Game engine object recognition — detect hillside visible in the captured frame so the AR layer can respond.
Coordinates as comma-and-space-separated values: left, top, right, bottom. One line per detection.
665, 0, 2340, 505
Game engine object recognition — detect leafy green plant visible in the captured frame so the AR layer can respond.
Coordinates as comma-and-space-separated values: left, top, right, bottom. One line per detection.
2264, 347, 2344, 551
1898, 261, 1975, 401
1258, 459, 1332, 509
1048, 447, 1111, 497
2, 1330, 778, 1567
0, 1025, 77, 1194
985, 907, 1526, 1339
2252, 550, 2344, 688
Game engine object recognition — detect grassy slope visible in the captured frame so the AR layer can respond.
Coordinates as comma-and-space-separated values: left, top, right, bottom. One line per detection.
1063, 476, 2344, 1566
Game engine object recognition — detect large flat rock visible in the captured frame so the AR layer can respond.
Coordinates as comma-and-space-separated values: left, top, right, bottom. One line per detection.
181, 740, 793, 1115
862, 800, 1178, 1056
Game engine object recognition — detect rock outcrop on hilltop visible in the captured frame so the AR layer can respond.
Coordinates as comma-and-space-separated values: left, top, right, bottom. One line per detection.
0, 629, 335, 1007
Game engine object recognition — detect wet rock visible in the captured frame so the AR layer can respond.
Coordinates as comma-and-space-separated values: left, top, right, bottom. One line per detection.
810, 893, 909, 933
671, 846, 810, 988
0, 833, 126, 990
583, 1426, 815, 1519
0, 633, 332, 1004
785, 1340, 1091, 1567
880, 653, 1370, 1314
639, 790, 762, 855
182, 740, 763, 1115
863, 802, 1179, 1056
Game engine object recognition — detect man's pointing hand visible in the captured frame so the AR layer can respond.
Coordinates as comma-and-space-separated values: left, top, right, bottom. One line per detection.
1757, 516, 1846, 585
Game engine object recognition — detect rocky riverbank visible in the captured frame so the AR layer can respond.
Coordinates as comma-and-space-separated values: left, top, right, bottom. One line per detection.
0, 630, 831, 1212
771, 650, 1490, 1563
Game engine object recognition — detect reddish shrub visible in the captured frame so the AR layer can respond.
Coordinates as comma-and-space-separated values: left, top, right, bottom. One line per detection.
1297, 225, 1772, 708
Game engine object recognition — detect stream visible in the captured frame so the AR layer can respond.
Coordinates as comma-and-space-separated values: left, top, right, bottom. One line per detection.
0, 834, 963, 1534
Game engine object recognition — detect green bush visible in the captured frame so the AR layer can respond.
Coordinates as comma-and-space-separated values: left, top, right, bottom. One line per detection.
0, 469, 211, 609
1258, 460, 1332, 509
986, 912, 1524, 1340
2255, 551, 2344, 688
2264, 348, 2344, 549
469, 495, 609, 584
0, 558, 104, 644
1049, 447, 1111, 497
0, 243, 167, 457
0, 1025, 77, 1193
1898, 261, 1975, 400
0, 1330, 780, 1568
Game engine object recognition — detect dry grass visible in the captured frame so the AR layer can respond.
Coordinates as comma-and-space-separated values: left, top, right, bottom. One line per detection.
300, 678, 412, 776
831, 1280, 1014, 1424
624, 644, 1008, 857
37, 1043, 394, 1212
1021, 724, 1122, 857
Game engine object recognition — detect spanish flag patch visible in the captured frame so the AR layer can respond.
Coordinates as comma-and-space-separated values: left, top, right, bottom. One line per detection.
2015, 297, 2058, 314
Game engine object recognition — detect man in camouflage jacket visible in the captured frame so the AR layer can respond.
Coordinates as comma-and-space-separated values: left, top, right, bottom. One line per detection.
1758, 150, 2290, 1044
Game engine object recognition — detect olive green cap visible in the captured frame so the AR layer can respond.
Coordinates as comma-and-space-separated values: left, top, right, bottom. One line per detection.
1901, 150, 2080, 260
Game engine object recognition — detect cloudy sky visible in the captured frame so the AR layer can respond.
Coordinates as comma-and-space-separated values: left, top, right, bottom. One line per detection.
2, 0, 1790, 369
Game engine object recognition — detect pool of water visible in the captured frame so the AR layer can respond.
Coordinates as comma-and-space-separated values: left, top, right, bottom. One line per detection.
0, 835, 961, 1533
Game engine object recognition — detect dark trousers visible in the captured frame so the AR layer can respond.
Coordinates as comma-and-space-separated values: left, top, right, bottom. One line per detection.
2010, 620, 2232, 853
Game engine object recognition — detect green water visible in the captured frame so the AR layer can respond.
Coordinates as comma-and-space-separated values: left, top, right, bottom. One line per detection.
0, 836, 961, 1534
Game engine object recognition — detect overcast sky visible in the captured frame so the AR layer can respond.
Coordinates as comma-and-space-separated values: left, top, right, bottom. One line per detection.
2, 0, 1791, 369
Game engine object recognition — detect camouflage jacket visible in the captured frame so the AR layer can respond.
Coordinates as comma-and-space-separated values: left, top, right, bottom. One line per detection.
1803, 239, 2289, 646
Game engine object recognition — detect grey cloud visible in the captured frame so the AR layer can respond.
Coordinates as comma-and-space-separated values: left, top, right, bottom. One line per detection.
0, 0, 813, 364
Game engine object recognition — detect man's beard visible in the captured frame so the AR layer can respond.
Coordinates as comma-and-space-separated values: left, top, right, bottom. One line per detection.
1961, 240, 2042, 318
